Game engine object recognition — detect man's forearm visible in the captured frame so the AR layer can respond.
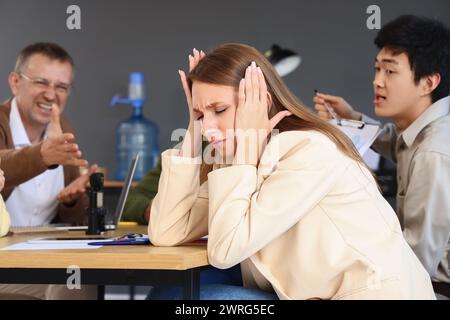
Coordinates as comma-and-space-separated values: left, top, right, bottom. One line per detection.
0, 144, 48, 198
56, 194, 88, 225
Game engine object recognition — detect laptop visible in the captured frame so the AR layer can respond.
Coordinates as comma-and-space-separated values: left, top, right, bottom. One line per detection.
59, 152, 140, 231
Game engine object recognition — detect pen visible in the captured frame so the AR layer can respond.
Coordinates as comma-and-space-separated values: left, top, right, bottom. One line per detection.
314, 89, 340, 123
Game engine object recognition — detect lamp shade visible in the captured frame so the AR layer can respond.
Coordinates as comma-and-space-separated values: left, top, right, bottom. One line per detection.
265, 45, 301, 77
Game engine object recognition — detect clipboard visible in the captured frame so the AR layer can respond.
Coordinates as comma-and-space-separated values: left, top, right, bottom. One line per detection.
330, 118, 381, 156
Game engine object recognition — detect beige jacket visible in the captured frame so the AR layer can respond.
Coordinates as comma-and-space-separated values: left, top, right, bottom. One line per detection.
0, 196, 10, 237
148, 130, 435, 300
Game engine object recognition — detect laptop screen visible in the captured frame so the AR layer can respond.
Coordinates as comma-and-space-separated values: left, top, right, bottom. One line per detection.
113, 152, 140, 225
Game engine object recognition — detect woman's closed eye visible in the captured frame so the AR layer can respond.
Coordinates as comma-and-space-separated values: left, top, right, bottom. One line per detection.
215, 108, 227, 114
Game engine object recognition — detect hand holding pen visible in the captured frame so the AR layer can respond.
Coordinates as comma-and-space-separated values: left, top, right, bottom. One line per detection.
313, 90, 362, 122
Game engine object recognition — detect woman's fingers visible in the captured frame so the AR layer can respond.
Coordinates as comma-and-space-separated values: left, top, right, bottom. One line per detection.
188, 55, 194, 72
244, 62, 267, 105
193, 48, 200, 64
238, 78, 246, 108
257, 66, 268, 106
188, 48, 206, 72
244, 66, 252, 106
250, 62, 260, 102
241, 62, 270, 114
178, 70, 192, 107
179, 48, 207, 123
269, 110, 292, 130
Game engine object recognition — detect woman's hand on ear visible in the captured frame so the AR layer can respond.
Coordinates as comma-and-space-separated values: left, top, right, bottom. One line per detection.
178, 48, 206, 124
234, 62, 292, 166
178, 48, 206, 157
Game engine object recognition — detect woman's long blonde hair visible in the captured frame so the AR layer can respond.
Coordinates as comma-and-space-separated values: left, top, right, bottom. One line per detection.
187, 43, 368, 182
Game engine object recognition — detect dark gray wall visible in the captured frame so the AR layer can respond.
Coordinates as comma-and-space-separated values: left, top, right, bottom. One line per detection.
1, 0, 449, 177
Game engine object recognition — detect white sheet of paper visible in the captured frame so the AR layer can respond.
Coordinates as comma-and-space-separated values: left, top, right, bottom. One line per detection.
330, 119, 381, 156
1, 242, 101, 251
27, 238, 113, 245
363, 148, 381, 171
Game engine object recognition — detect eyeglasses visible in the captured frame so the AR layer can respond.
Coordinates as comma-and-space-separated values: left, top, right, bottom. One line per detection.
18, 72, 72, 95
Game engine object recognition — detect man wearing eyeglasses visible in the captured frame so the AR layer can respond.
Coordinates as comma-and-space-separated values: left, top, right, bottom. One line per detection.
0, 42, 96, 299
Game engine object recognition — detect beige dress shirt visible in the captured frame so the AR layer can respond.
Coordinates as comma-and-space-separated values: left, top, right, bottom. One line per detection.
362, 96, 450, 283
149, 130, 435, 299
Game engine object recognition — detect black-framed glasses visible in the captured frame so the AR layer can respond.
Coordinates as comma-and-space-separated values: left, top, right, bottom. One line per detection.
18, 72, 72, 95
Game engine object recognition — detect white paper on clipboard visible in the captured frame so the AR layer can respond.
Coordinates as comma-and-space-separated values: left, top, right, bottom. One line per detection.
330, 119, 381, 156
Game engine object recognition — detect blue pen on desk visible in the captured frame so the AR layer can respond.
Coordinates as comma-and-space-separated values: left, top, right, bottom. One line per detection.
88, 233, 150, 246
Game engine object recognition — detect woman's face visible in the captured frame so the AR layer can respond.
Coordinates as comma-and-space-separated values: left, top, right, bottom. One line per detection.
191, 81, 238, 158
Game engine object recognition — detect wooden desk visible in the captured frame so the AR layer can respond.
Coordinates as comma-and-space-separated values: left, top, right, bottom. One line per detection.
0, 226, 208, 299
104, 180, 138, 188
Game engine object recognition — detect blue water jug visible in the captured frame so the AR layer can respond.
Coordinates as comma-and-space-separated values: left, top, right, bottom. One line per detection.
111, 72, 159, 181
